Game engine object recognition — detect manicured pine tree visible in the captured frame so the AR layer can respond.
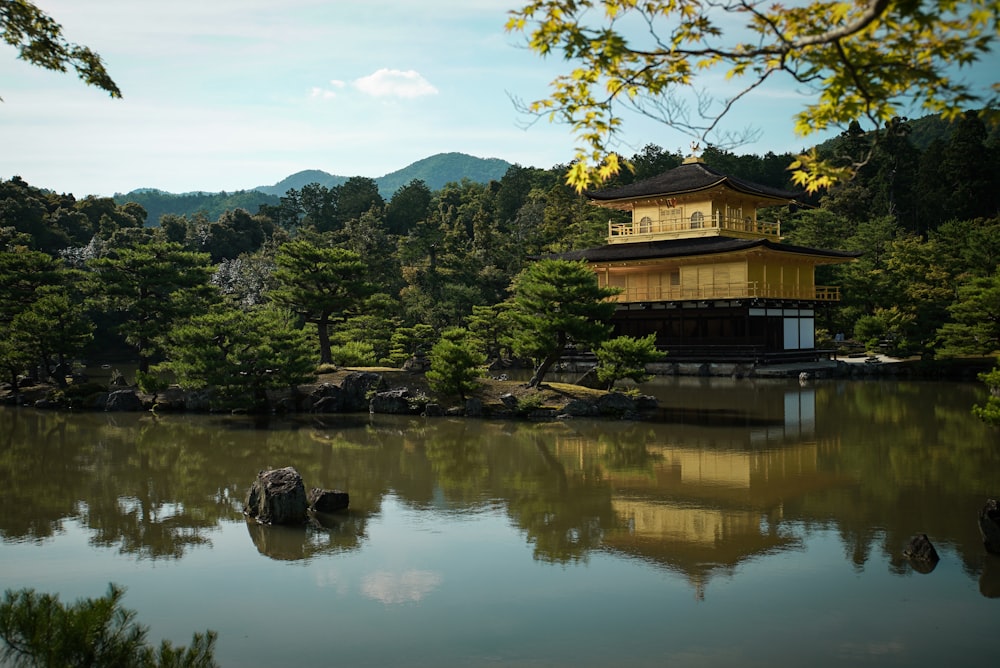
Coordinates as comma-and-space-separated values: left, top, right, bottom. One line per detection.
269, 239, 373, 365
594, 334, 665, 390
509, 259, 619, 388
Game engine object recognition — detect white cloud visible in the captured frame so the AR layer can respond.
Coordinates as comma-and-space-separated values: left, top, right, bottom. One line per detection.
354, 69, 438, 99
310, 87, 337, 99
310, 80, 345, 99
360, 569, 443, 604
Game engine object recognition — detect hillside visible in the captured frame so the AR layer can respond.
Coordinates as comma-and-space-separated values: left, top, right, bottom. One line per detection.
253, 169, 349, 197
116, 152, 512, 224
374, 153, 511, 195
254, 153, 511, 198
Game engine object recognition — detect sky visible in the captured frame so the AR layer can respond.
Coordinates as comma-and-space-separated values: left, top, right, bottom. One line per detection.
1, 1, 997, 198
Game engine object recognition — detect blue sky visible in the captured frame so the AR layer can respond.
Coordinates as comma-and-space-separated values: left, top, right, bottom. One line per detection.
1, 1, 996, 197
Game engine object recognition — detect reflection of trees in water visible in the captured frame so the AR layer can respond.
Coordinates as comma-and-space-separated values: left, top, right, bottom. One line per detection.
421, 421, 490, 505
2, 380, 999, 595
0, 410, 88, 541
805, 381, 1000, 583
501, 426, 618, 565
0, 411, 390, 559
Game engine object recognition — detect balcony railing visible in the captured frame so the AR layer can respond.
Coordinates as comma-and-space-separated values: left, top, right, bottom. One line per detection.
607, 282, 841, 303
609, 213, 781, 240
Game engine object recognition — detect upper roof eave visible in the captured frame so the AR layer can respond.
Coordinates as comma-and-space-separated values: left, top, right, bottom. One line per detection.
585, 160, 802, 206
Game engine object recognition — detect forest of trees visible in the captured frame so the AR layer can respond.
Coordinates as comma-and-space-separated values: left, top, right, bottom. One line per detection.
1, 111, 998, 412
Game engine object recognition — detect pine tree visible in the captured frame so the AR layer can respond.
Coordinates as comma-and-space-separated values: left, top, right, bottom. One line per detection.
0, 584, 216, 667
426, 328, 486, 400
509, 259, 619, 387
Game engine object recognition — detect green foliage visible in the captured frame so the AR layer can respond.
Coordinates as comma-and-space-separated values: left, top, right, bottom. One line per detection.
0, 179, 153, 255
466, 302, 516, 362
51, 380, 108, 409
386, 324, 438, 367
0, 583, 216, 667
594, 334, 665, 389
973, 365, 1000, 426
507, 1, 999, 192
330, 341, 378, 367
515, 392, 547, 415
330, 297, 400, 364
1, 0, 121, 98
509, 259, 620, 387
12, 290, 94, 385
269, 239, 372, 364
158, 305, 315, 411
937, 268, 1000, 357
135, 370, 170, 396
385, 179, 433, 235
0, 246, 91, 386
426, 328, 486, 400
854, 307, 918, 356
2, 130, 997, 380
88, 240, 217, 373
115, 190, 280, 229
188, 208, 268, 263
0, 324, 34, 391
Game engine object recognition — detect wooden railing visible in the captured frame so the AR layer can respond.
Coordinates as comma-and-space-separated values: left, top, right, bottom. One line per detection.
607, 282, 841, 303
609, 213, 781, 240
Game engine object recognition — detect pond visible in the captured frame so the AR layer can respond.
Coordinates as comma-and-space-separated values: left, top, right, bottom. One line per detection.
1, 376, 998, 667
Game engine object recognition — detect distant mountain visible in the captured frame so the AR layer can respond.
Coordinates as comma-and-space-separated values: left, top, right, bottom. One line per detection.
254, 152, 512, 198
117, 153, 514, 224
253, 169, 349, 197
374, 153, 512, 196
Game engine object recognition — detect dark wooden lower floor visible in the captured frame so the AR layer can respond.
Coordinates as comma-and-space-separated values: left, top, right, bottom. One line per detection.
610, 300, 830, 362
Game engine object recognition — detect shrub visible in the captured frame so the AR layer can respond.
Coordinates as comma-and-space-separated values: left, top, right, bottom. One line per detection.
515, 392, 547, 415
330, 341, 377, 367
973, 364, 1000, 426
135, 370, 170, 396
426, 328, 486, 401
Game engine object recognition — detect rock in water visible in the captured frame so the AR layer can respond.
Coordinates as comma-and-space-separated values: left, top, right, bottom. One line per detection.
308, 488, 349, 513
244, 467, 308, 525
979, 498, 1000, 555
903, 533, 940, 573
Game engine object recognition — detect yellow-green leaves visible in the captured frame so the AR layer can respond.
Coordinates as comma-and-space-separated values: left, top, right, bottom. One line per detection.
507, 0, 1000, 192
789, 149, 856, 194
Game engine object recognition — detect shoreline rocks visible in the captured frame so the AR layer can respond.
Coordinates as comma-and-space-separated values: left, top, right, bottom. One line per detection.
1, 370, 660, 421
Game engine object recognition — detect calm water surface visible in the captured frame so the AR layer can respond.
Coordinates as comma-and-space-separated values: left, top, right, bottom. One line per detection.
1, 377, 998, 667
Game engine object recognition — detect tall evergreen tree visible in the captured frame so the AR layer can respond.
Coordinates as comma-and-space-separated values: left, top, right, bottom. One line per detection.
269, 240, 372, 364
88, 241, 216, 373
941, 110, 996, 222
385, 179, 432, 236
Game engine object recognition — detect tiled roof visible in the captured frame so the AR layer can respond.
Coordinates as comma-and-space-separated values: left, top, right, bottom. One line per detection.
586, 160, 800, 203
552, 236, 861, 262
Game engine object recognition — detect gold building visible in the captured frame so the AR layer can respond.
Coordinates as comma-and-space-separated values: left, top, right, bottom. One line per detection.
558, 157, 859, 361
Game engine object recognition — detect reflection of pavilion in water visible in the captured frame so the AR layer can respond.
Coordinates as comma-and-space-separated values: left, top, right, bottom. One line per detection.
559, 384, 844, 600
